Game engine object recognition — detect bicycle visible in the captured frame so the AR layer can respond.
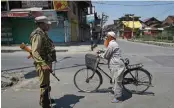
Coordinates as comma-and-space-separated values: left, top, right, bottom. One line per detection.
73, 53, 153, 94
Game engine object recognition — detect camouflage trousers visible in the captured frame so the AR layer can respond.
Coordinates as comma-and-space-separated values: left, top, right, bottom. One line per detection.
35, 63, 52, 108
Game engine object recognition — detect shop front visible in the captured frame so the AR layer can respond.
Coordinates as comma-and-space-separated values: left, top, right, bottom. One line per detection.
122, 21, 142, 39
1, 11, 36, 44
43, 10, 66, 43
1, 9, 69, 44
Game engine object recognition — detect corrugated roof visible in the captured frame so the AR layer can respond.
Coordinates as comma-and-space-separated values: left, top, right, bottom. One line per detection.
143, 17, 160, 22
143, 18, 151, 22
169, 16, 174, 22
122, 21, 142, 29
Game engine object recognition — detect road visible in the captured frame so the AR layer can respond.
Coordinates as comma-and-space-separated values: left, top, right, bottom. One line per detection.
2, 39, 174, 108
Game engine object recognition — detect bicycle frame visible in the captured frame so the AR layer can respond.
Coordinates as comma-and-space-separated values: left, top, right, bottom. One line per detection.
97, 66, 112, 81
93, 62, 113, 84
75, 55, 153, 93
95, 60, 142, 84
87, 56, 146, 84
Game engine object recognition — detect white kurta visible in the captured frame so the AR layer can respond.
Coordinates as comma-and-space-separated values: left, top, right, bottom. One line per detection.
101, 40, 125, 98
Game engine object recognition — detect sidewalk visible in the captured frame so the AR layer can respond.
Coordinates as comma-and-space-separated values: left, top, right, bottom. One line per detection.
128, 39, 174, 47
1, 41, 102, 53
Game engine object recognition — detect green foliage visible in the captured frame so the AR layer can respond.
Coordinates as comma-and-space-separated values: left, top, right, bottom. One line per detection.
135, 27, 174, 43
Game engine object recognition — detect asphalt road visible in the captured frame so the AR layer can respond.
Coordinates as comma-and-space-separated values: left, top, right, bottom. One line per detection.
2, 40, 174, 108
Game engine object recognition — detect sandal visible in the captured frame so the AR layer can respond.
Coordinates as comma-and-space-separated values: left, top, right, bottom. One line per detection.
111, 98, 122, 103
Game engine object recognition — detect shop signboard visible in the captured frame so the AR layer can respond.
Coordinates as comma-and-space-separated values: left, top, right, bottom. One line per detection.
86, 14, 95, 24
1, 12, 29, 17
53, 0, 69, 11
22, 1, 48, 8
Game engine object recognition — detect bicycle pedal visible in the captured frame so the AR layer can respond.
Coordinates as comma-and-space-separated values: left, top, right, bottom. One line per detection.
108, 87, 113, 90
110, 80, 113, 84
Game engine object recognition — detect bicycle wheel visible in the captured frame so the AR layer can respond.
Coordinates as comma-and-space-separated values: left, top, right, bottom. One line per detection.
122, 68, 152, 94
74, 68, 102, 92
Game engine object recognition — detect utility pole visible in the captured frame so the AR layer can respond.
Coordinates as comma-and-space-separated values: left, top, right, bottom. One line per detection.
95, 12, 104, 46
88, 5, 95, 51
100, 12, 104, 40
93, 12, 108, 49
131, 14, 135, 39
100, 13, 108, 38
90, 22, 93, 51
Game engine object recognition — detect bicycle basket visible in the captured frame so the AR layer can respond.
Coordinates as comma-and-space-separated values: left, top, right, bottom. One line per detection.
85, 53, 100, 71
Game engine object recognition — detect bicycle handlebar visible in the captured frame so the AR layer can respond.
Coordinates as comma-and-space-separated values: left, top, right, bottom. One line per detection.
96, 49, 105, 54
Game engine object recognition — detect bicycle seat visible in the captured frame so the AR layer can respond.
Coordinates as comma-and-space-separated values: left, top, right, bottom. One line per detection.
121, 58, 130, 66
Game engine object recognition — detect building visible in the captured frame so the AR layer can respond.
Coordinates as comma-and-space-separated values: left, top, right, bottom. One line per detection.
142, 17, 163, 36
77, 1, 91, 42
162, 16, 174, 28
1, 1, 92, 45
162, 16, 174, 40
114, 14, 142, 39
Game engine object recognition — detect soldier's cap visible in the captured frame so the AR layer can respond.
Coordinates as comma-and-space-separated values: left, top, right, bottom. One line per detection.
35, 16, 51, 25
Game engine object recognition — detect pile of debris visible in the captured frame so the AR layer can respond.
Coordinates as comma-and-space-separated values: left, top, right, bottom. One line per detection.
1, 71, 24, 90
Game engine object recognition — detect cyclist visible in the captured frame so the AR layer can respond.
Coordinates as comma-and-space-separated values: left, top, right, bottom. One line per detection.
98, 31, 125, 103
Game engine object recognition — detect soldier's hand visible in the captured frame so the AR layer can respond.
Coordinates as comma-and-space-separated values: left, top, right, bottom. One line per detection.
41, 65, 51, 71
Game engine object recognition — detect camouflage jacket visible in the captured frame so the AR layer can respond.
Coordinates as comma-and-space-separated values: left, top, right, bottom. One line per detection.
30, 27, 56, 66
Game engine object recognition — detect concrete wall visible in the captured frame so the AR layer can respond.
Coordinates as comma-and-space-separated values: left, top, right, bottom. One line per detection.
67, 1, 79, 42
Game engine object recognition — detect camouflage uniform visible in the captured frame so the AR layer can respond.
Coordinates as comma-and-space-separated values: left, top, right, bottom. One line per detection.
30, 27, 56, 108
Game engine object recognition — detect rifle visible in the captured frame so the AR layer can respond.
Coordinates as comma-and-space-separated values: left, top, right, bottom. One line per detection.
20, 43, 60, 81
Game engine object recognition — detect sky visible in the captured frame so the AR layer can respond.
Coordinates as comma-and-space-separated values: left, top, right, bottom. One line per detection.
92, 1, 174, 25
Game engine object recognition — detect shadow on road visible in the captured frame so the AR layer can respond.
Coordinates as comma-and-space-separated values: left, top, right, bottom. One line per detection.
2, 64, 85, 74
55, 64, 85, 71
1, 65, 35, 72
78, 87, 132, 102
1, 56, 73, 72
2, 64, 85, 80
24, 70, 38, 79
122, 90, 133, 101
97, 88, 133, 102
135, 91, 155, 96
23, 64, 85, 79
53, 94, 85, 108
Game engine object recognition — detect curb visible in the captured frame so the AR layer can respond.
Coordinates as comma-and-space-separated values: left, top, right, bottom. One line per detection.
128, 39, 174, 48
1, 50, 68, 53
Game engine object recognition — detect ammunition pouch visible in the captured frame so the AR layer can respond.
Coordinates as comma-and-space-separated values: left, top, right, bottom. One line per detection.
47, 49, 57, 62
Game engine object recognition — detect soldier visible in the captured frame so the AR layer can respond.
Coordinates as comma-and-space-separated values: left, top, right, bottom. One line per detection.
30, 16, 56, 108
